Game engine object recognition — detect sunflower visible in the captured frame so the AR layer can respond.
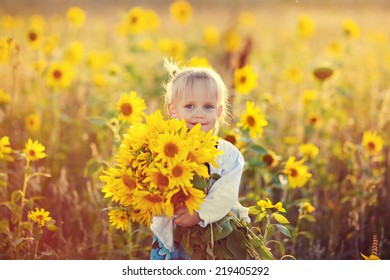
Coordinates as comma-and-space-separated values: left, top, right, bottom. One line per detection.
237, 101, 268, 140
144, 9, 160, 32
165, 156, 197, 188
26, 28, 42, 49
25, 113, 41, 133
0, 37, 16, 64
124, 7, 146, 34
0, 88, 11, 105
165, 185, 205, 218
342, 19, 360, 39
297, 13, 315, 38
132, 189, 165, 217
121, 121, 149, 153
99, 167, 123, 202
108, 209, 130, 231
283, 156, 312, 188
65, 41, 84, 64
299, 143, 319, 159
203, 25, 220, 47
23, 139, 46, 162
28, 208, 52, 226
157, 38, 186, 60
234, 65, 258, 94
143, 165, 172, 193
144, 110, 171, 137
362, 130, 383, 155
169, 0, 192, 25
130, 208, 152, 227
300, 202, 315, 214
149, 130, 189, 163
186, 129, 222, 174
0, 136, 13, 161
66, 6, 86, 27
46, 61, 74, 89
116, 91, 146, 124
223, 30, 241, 53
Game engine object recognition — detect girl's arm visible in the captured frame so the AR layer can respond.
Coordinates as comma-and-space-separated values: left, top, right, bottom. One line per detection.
197, 139, 245, 227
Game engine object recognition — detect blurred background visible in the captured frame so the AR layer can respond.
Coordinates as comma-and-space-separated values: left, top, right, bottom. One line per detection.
1, 0, 389, 260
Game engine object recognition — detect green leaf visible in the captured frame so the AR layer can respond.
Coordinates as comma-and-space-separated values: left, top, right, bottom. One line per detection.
0, 220, 10, 234
226, 227, 248, 259
210, 173, 221, 181
273, 213, 290, 224
86, 117, 107, 127
301, 214, 316, 222
266, 240, 285, 256
213, 215, 233, 241
11, 190, 23, 204
246, 158, 265, 168
297, 231, 314, 239
250, 144, 268, 154
46, 224, 60, 232
249, 238, 275, 260
206, 241, 214, 258
248, 206, 261, 215
192, 174, 210, 192
11, 237, 34, 247
255, 212, 266, 223
275, 224, 291, 237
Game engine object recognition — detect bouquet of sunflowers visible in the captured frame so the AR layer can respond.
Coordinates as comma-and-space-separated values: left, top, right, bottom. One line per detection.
100, 110, 222, 231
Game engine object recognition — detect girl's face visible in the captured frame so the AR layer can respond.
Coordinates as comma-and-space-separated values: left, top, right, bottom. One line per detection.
168, 80, 222, 132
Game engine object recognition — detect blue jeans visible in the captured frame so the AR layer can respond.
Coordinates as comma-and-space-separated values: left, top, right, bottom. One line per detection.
150, 235, 188, 260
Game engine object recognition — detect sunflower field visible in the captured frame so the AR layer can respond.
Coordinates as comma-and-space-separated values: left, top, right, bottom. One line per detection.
1, 0, 389, 260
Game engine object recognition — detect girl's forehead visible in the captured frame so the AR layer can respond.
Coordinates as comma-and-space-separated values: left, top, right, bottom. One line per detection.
177, 80, 219, 101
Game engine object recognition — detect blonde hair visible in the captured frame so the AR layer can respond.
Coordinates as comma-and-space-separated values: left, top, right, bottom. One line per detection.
162, 59, 229, 133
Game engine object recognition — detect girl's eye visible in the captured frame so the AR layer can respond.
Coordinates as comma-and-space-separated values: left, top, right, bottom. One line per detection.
185, 104, 194, 109
205, 105, 214, 110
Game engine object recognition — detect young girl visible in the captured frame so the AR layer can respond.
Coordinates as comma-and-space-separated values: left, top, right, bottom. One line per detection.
150, 60, 249, 260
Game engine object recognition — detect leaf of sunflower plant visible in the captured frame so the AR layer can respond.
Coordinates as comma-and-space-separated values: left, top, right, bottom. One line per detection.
275, 224, 292, 238
249, 238, 275, 260
273, 213, 290, 224
192, 174, 210, 192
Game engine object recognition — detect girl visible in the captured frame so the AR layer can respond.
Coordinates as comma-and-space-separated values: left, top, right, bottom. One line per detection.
150, 60, 249, 260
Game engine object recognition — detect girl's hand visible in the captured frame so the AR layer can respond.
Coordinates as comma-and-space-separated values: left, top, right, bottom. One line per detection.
173, 207, 201, 227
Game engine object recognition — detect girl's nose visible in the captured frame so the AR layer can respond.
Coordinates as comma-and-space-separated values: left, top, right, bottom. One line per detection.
193, 108, 205, 118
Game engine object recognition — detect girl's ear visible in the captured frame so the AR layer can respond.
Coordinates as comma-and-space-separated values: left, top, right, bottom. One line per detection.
217, 105, 222, 118
168, 103, 177, 118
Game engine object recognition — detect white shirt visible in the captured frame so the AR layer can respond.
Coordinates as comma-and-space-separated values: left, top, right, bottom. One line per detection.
150, 138, 249, 251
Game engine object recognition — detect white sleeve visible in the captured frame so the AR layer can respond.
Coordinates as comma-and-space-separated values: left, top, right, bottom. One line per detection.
197, 140, 245, 226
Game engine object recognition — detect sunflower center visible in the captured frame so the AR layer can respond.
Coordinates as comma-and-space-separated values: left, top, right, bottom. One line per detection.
224, 135, 236, 145
36, 214, 44, 222
146, 194, 163, 203
29, 32, 37, 41
240, 76, 247, 84
290, 168, 298, 177
156, 173, 169, 190
172, 166, 183, 177
164, 142, 179, 157
121, 103, 133, 116
122, 174, 136, 190
53, 70, 62, 79
187, 151, 197, 162
247, 115, 256, 127
171, 190, 188, 204
263, 154, 274, 166
29, 150, 36, 157
131, 16, 138, 24
309, 117, 318, 125
368, 142, 376, 151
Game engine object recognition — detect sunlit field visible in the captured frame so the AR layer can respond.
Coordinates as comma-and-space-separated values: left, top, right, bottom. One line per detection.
1, 0, 389, 260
